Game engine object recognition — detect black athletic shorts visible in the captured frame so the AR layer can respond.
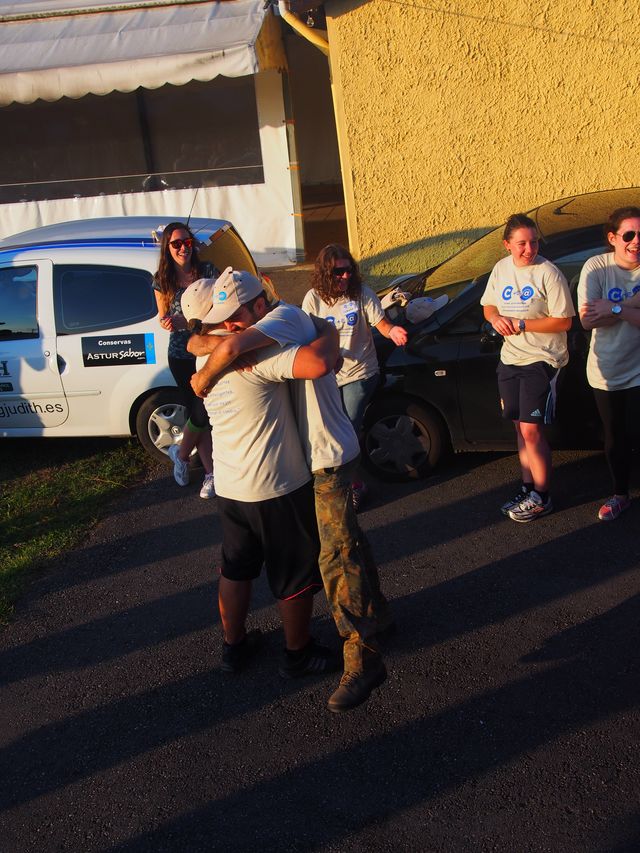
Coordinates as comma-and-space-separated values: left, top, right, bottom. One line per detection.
217, 481, 322, 600
497, 360, 560, 424
168, 355, 209, 430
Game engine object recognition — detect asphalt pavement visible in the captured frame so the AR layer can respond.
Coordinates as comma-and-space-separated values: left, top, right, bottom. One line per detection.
1, 448, 639, 852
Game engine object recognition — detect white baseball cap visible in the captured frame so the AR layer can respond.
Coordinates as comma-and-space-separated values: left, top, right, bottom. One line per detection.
405, 294, 449, 324
181, 277, 217, 324
182, 266, 264, 325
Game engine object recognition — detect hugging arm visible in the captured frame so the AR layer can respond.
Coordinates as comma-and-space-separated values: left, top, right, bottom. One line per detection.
292, 317, 340, 379
187, 332, 223, 357
190, 328, 274, 397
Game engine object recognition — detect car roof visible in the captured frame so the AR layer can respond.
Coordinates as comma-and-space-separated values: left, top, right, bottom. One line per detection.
0, 216, 231, 252
426, 186, 640, 290
532, 187, 640, 237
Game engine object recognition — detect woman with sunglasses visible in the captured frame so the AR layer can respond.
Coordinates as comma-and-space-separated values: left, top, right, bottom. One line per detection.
302, 244, 408, 510
481, 213, 574, 522
578, 206, 640, 521
153, 222, 215, 498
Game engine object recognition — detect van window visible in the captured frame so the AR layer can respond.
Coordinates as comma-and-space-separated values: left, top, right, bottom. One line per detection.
0, 266, 38, 339
54, 265, 155, 335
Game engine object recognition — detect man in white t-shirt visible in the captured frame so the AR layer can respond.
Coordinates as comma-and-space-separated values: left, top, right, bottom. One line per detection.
187, 268, 390, 713
182, 272, 341, 682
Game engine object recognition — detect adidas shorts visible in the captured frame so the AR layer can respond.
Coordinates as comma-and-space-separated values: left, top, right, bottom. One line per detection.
497, 360, 560, 425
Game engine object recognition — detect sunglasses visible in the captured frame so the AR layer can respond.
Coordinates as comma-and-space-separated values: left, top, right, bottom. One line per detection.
617, 231, 640, 242
332, 265, 354, 277
169, 237, 194, 250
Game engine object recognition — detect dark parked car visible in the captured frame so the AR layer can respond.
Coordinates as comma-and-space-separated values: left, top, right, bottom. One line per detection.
363, 187, 640, 481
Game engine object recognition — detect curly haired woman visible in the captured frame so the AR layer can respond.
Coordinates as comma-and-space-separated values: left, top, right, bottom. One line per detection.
302, 244, 407, 509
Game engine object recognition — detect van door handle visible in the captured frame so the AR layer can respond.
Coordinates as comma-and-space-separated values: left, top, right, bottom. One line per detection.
56, 354, 66, 374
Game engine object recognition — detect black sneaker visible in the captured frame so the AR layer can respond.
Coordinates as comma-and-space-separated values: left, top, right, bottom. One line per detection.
352, 482, 368, 513
221, 629, 263, 673
327, 660, 388, 713
278, 639, 341, 679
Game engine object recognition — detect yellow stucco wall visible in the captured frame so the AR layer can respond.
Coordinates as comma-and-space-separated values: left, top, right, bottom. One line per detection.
325, 0, 638, 282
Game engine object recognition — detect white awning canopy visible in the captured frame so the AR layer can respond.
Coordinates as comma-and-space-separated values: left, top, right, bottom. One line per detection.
0, 0, 274, 106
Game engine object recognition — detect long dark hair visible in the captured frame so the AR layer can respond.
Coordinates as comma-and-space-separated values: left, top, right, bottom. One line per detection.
154, 221, 205, 314
311, 244, 363, 306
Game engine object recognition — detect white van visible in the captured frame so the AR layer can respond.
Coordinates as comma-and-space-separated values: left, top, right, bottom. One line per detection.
0, 216, 264, 459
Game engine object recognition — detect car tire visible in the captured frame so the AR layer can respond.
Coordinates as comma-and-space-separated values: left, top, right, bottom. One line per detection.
362, 396, 447, 481
134, 388, 190, 462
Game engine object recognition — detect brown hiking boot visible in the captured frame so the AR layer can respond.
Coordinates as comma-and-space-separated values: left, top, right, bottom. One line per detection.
327, 660, 387, 713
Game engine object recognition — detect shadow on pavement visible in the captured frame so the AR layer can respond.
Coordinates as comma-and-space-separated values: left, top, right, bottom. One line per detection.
1, 514, 638, 821
98, 595, 639, 852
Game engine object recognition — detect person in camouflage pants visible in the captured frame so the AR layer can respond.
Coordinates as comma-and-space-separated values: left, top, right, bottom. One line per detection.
190, 291, 391, 711
313, 457, 394, 674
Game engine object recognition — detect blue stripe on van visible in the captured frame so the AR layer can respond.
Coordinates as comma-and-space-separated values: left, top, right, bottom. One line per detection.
0, 239, 158, 256
144, 334, 156, 365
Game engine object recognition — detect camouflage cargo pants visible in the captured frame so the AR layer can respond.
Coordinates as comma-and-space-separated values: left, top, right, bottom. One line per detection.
313, 458, 393, 673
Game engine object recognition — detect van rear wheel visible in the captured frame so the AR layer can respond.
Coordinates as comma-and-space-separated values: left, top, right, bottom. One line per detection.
135, 389, 189, 462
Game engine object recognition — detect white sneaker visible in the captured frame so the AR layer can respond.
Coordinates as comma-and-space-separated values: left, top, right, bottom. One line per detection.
167, 443, 190, 486
507, 490, 553, 522
200, 473, 215, 499
500, 486, 530, 516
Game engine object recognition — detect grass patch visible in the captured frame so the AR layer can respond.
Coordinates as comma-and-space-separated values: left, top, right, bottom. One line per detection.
0, 438, 153, 624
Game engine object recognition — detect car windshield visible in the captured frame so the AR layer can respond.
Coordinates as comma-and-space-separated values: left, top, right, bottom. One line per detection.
419, 186, 640, 304
426, 228, 503, 293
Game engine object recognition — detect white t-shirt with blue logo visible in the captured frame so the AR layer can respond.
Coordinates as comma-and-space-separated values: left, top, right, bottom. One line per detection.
253, 302, 360, 471
301, 285, 385, 386
197, 334, 310, 503
577, 252, 640, 390
481, 255, 574, 368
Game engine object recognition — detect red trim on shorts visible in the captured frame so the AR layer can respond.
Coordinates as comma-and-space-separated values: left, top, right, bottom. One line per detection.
281, 581, 322, 601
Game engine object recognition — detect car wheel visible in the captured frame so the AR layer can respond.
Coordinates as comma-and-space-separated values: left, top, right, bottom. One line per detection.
135, 389, 189, 462
363, 397, 446, 481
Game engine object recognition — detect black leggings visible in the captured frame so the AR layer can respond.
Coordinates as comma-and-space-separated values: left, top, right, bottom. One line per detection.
168, 356, 210, 430
592, 386, 640, 495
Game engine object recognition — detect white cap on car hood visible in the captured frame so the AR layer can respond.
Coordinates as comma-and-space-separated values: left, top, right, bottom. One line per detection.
405, 294, 449, 324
